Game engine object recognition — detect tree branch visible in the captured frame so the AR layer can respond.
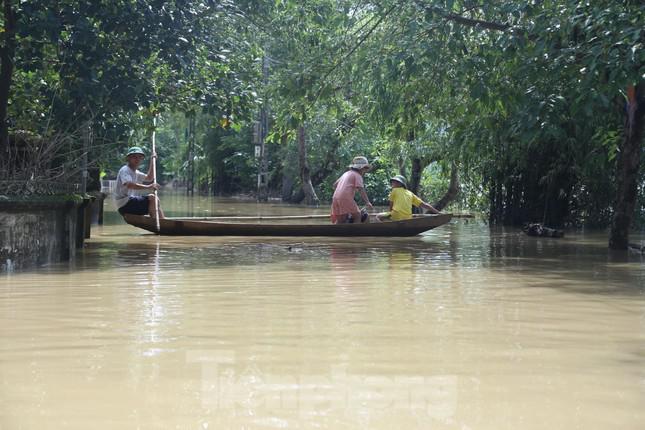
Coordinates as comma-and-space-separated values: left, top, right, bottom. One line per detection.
413, 0, 510, 32
312, 1, 402, 105
442, 11, 509, 32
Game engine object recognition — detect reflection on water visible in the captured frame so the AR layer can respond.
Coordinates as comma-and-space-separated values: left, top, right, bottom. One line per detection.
1, 195, 644, 429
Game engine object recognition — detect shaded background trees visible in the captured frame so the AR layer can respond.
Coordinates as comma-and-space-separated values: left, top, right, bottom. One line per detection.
1, 0, 643, 248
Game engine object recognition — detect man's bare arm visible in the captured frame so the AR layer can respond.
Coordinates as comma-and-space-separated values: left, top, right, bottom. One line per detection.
358, 188, 373, 209
125, 182, 159, 191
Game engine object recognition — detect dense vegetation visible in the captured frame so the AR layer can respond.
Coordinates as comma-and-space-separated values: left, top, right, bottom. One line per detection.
1, 0, 643, 248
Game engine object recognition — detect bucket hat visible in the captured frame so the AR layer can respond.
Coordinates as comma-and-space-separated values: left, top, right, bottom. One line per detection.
126, 146, 145, 158
348, 156, 371, 170
390, 175, 407, 189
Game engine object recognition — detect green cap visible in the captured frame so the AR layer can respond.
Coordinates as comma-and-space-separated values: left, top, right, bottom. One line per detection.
126, 146, 145, 158
390, 175, 407, 189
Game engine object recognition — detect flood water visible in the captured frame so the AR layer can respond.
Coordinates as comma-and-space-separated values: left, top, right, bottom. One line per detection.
1, 194, 644, 429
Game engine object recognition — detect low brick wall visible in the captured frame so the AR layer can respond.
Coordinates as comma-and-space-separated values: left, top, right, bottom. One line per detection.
0, 198, 83, 272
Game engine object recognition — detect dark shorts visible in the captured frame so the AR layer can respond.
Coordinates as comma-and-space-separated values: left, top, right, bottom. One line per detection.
118, 196, 150, 216
347, 208, 369, 223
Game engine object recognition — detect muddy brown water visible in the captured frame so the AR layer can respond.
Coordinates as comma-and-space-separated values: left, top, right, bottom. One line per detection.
1, 195, 644, 429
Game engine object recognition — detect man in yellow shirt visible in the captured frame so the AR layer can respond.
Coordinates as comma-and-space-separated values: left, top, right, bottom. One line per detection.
378, 175, 440, 221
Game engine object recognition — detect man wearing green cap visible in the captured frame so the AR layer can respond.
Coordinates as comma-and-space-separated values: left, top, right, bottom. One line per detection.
114, 146, 164, 218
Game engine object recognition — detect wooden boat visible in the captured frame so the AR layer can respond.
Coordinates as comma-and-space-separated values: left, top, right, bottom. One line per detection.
123, 213, 453, 237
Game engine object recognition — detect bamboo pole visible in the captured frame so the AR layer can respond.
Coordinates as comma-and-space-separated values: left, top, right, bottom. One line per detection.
168, 213, 473, 222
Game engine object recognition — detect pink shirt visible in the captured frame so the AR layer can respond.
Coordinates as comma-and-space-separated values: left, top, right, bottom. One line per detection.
331, 170, 363, 221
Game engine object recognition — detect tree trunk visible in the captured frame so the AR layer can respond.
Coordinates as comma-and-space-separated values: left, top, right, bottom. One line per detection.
405, 130, 424, 195
297, 124, 319, 206
285, 129, 342, 204
310, 137, 341, 186
281, 174, 295, 201
432, 162, 460, 211
409, 157, 424, 195
0, 0, 17, 155
257, 54, 270, 202
489, 178, 503, 224
609, 84, 645, 250
397, 156, 406, 177
289, 188, 305, 204
186, 114, 196, 196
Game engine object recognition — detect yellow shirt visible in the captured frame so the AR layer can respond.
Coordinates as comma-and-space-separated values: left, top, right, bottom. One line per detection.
389, 187, 423, 221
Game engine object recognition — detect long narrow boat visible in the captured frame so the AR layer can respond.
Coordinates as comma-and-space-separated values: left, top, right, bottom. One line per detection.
123, 213, 452, 237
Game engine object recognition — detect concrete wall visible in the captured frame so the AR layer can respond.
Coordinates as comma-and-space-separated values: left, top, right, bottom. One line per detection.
0, 200, 82, 272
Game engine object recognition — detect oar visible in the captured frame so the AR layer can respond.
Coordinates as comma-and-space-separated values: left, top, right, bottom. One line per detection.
151, 114, 160, 232
173, 214, 332, 221
171, 212, 462, 222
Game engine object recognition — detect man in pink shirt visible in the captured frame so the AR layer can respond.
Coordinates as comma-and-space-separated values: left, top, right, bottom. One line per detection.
331, 156, 373, 224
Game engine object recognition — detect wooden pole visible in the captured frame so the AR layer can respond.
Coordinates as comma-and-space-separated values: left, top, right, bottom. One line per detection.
152, 115, 160, 232
81, 123, 89, 194
257, 52, 269, 202
177, 214, 333, 221
166, 213, 470, 221
187, 114, 195, 196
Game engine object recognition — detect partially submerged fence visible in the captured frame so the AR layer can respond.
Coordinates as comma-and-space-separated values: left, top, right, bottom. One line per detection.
0, 180, 80, 196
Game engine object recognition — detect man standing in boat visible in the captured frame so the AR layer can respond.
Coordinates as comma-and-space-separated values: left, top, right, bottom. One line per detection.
114, 146, 165, 219
330, 156, 373, 224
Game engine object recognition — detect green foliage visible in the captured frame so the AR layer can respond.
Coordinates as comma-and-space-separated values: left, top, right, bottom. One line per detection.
7, 0, 261, 173
5, 0, 644, 230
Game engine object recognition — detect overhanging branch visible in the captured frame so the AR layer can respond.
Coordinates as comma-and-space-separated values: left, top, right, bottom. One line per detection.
413, 0, 510, 32
442, 11, 510, 32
